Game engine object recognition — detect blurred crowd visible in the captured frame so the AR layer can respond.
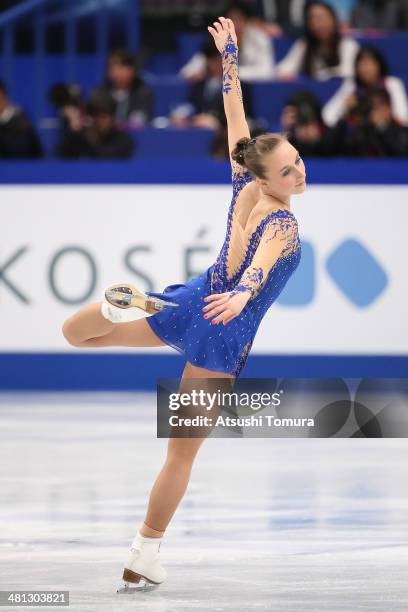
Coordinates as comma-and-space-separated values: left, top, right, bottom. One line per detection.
1, 0, 408, 159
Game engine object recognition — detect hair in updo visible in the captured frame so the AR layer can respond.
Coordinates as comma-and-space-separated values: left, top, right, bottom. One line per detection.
231, 132, 287, 180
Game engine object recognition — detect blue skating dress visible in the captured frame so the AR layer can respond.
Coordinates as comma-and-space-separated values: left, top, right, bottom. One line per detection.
144, 160, 301, 378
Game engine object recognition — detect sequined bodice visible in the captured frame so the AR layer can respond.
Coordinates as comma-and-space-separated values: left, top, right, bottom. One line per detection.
210, 162, 301, 329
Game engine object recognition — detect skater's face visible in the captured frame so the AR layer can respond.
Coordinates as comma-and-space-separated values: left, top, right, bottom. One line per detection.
257, 141, 306, 197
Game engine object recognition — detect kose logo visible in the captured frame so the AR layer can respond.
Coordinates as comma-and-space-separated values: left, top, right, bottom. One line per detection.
0, 239, 388, 308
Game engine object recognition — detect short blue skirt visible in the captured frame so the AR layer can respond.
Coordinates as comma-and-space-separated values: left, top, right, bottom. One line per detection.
145, 263, 256, 377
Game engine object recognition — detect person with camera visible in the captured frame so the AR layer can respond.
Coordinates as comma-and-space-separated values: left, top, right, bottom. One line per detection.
322, 45, 408, 127
56, 92, 134, 159
334, 86, 408, 156
280, 89, 337, 156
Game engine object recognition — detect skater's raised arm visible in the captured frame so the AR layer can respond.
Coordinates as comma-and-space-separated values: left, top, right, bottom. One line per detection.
208, 17, 250, 160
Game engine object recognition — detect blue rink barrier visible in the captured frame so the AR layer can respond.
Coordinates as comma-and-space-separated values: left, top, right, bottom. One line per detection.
1, 158, 408, 185
0, 353, 407, 391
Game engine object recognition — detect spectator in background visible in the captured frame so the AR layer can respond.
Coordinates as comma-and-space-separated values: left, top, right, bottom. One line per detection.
90, 49, 153, 127
254, 0, 306, 35
171, 41, 254, 128
324, 0, 357, 25
180, 1, 275, 81
256, 0, 358, 33
351, 0, 408, 30
57, 93, 134, 159
333, 87, 408, 156
0, 80, 43, 158
276, 1, 359, 80
322, 45, 408, 127
171, 43, 224, 129
280, 89, 336, 155
48, 81, 85, 132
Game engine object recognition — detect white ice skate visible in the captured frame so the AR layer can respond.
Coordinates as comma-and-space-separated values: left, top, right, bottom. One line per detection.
101, 282, 179, 323
117, 531, 167, 593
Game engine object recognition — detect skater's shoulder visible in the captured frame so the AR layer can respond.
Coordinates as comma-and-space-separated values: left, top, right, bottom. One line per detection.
239, 179, 260, 199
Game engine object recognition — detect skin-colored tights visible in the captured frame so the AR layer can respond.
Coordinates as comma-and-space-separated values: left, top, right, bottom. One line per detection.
61, 301, 234, 540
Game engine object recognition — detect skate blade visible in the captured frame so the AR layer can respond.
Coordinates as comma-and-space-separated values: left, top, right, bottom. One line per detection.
117, 580, 159, 594
147, 298, 179, 309
105, 285, 179, 312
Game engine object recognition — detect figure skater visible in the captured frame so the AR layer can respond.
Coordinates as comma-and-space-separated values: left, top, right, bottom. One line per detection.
62, 16, 305, 592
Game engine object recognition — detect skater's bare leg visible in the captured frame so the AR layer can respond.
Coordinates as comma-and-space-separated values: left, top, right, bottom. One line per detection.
62, 301, 166, 348
140, 361, 234, 537
120, 368, 231, 587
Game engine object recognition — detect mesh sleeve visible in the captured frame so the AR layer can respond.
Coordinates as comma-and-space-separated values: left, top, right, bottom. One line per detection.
229, 213, 298, 300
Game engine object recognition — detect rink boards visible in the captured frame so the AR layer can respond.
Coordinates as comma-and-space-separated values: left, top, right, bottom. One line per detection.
0, 183, 405, 356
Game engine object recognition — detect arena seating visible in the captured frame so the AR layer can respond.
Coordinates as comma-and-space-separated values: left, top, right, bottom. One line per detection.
1, 1, 408, 157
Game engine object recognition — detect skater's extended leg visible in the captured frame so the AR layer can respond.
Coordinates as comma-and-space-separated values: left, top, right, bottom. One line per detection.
140, 361, 235, 535
120, 362, 234, 589
62, 302, 166, 348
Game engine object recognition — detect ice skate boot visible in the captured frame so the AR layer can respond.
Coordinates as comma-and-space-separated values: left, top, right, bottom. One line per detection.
101, 282, 179, 323
117, 531, 167, 593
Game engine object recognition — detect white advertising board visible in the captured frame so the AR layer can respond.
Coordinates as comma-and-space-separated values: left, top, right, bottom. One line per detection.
0, 184, 405, 354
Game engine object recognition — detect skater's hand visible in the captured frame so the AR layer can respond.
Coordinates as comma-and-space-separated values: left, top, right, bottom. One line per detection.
207, 16, 238, 54
202, 290, 249, 325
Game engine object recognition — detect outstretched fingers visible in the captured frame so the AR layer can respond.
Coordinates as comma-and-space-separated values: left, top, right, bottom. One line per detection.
220, 16, 236, 35
219, 16, 230, 30
202, 292, 235, 324
208, 16, 237, 52
203, 302, 227, 318
203, 297, 229, 314
208, 16, 229, 35
203, 293, 224, 302
212, 20, 223, 34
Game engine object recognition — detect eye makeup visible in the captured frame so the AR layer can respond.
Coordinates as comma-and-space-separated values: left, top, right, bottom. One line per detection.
281, 155, 302, 177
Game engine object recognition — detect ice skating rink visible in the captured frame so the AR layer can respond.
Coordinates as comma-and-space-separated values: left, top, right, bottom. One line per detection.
1, 392, 407, 612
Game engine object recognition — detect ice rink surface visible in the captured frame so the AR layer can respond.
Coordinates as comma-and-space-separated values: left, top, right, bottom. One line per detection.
0, 392, 407, 612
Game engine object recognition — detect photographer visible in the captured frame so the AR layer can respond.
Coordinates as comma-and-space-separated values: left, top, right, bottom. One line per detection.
90, 49, 153, 127
333, 87, 408, 156
280, 89, 336, 156
56, 92, 134, 159
323, 45, 408, 127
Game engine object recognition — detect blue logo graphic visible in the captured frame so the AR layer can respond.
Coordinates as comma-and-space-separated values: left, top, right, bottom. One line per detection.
277, 239, 388, 308
326, 239, 388, 308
